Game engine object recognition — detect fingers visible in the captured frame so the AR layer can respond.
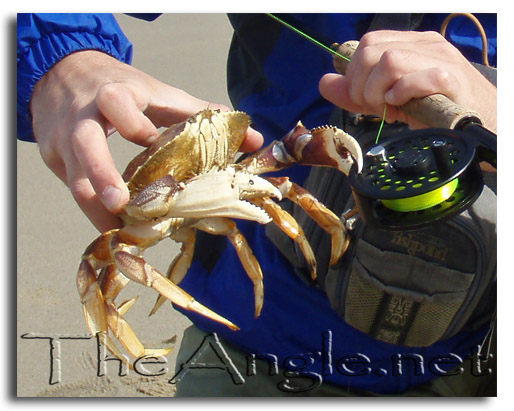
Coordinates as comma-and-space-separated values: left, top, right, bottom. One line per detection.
360, 48, 412, 109
240, 128, 264, 152
96, 83, 159, 146
319, 30, 471, 127
384, 67, 456, 106
144, 84, 227, 127
71, 118, 130, 212
32, 48, 264, 234
64, 149, 124, 232
66, 118, 128, 231
66, 93, 262, 231
319, 73, 366, 115
347, 44, 448, 111
67, 173, 124, 232
142, 84, 264, 152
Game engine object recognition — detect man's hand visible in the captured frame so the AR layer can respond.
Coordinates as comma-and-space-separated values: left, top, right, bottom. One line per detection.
30, 50, 263, 232
319, 30, 497, 132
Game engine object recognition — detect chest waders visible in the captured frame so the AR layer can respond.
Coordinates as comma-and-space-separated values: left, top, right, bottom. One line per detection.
265, 13, 497, 348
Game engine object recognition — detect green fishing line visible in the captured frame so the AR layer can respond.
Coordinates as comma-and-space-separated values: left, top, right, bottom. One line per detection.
266, 13, 351, 62
375, 105, 387, 144
267, 13, 387, 146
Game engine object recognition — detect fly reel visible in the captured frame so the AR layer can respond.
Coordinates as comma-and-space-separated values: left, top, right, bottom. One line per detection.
349, 124, 496, 230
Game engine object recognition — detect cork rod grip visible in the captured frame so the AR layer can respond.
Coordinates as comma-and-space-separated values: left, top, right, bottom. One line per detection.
331, 41, 484, 129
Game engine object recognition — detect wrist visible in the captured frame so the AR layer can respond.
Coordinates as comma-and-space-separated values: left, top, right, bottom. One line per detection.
30, 51, 126, 124
18, 14, 133, 141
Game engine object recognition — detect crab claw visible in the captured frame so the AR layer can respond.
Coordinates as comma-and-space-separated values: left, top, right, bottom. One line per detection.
283, 122, 363, 175
233, 170, 282, 202
237, 122, 363, 176
169, 167, 281, 224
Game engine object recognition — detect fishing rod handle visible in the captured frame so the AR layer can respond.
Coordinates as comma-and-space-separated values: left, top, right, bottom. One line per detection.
331, 41, 484, 129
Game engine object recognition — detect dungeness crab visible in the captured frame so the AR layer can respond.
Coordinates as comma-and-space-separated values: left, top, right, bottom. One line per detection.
77, 109, 363, 361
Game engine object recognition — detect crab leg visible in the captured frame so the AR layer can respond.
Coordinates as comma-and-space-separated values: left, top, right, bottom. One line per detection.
77, 221, 238, 363
112, 249, 239, 329
267, 177, 350, 266
77, 231, 133, 360
166, 227, 197, 285
77, 231, 175, 361
98, 263, 130, 302
77, 257, 130, 363
149, 227, 197, 316
110, 225, 239, 330
99, 265, 174, 358
249, 197, 317, 280
195, 217, 264, 317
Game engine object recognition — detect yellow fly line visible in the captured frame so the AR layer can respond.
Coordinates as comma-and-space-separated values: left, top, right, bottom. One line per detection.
382, 178, 459, 212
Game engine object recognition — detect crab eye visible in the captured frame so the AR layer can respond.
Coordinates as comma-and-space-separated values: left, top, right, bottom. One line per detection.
248, 179, 254, 185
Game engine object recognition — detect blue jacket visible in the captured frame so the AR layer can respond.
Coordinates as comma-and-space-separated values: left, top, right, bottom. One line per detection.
17, 13, 133, 141
17, 13, 497, 394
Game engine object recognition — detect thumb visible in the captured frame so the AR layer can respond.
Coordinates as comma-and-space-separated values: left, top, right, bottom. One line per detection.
319, 73, 366, 115
144, 84, 230, 128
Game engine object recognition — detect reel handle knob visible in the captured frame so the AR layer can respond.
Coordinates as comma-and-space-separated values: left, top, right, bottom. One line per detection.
331, 41, 484, 130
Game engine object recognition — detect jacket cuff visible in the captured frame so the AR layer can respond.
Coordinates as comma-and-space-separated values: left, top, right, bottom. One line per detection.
17, 23, 133, 142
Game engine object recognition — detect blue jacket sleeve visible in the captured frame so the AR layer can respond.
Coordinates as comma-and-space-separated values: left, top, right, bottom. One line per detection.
17, 13, 134, 142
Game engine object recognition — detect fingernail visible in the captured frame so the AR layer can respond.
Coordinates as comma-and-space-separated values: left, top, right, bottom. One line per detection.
102, 185, 122, 212
147, 133, 159, 144
385, 89, 394, 104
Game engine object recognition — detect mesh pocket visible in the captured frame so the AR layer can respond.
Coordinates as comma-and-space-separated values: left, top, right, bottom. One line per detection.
324, 186, 495, 348
345, 269, 383, 334
405, 300, 463, 346
345, 268, 464, 346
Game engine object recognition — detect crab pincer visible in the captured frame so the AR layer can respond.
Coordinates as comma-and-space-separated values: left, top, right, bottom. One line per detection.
76, 109, 362, 361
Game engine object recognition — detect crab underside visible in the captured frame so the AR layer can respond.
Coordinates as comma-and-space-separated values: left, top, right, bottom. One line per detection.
76, 109, 363, 363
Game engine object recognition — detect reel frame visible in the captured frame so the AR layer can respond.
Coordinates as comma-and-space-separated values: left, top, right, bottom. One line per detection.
349, 125, 496, 230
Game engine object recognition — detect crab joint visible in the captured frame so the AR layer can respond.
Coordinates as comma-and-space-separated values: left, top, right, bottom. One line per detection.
113, 250, 239, 330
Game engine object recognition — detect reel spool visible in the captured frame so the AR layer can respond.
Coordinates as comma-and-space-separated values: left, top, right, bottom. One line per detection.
349, 127, 493, 230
